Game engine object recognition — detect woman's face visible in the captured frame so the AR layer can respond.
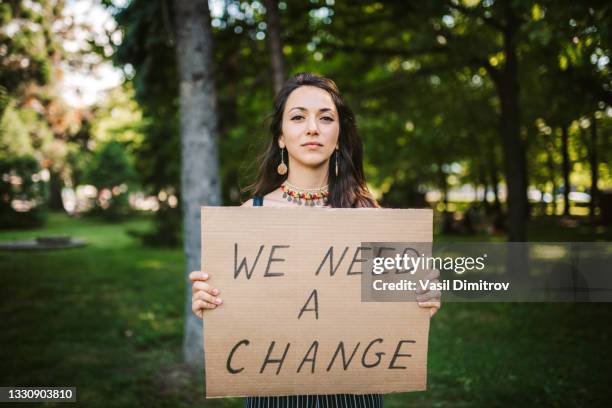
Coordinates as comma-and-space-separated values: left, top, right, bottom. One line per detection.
279, 85, 340, 171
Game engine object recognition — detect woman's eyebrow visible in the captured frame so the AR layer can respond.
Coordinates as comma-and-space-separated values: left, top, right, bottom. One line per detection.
288, 107, 336, 114
319, 108, 336, 114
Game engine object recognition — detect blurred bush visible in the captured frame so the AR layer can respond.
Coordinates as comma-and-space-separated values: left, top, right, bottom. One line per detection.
0, 156, 48, 229
84, 141, 136, 221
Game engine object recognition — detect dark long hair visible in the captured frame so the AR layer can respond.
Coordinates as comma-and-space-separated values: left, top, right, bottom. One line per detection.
248, 73, 378, 208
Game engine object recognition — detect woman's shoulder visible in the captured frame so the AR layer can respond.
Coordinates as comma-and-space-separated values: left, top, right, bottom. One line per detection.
241, 190, 283, 207
240, 189, 294, 207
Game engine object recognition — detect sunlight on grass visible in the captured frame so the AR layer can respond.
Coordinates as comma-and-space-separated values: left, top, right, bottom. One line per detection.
138, 259, 164, 269
531, 244, 568, 259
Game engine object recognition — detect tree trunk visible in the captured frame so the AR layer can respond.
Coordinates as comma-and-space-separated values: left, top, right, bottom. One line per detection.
539, 185, 547, 216
561, 125, 571, 216
546, 139, 557, 216
589, 114, 599, 220
439, 166, 449, 208
523, 131, 531, 220
491, 173, 501, 211
495, 21, 527, 241
483, 183, 490, 207
175, 0, 222, 369
489, 145, 501, 212
480, 165, 489, 208
497, 10, 529, 274
264, 0, 286, 94
48, 170, 65, 211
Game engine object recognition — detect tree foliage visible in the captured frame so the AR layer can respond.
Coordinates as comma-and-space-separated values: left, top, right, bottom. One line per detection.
106, 0, 611, 240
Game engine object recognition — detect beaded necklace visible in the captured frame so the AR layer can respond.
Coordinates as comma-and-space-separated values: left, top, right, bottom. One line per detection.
281, 181, 329, 206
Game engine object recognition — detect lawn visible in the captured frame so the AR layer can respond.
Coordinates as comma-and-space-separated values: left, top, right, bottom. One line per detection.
1, 213, 610, 407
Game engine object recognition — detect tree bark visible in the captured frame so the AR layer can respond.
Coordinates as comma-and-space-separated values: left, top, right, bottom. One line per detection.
523, 131, 531, 220
439, 165, 449, 208
495, 20, 527, 241
496, 8, 529, 273
561, 125, 571, 216
175, 0, 222, 369
545, 136, 557, 216
488, 143, 501, 212
589, 114, 599, 220
479, 165, 489, 207
48, 170, 65, 211
264, 0, 287, 94
491, 171, 501, 211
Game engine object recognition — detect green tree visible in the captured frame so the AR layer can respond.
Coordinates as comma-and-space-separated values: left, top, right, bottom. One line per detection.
0, 0, 106, 215
85, 140, 136, 220
0, 156, 48, 228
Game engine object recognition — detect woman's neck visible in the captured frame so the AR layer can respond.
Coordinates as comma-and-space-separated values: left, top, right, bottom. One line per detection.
285, 160, 329, 189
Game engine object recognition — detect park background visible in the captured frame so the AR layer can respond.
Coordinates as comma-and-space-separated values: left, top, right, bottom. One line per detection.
1, 0, 611, 406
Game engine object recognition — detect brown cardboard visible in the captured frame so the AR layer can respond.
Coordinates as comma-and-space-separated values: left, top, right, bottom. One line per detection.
201, 207, 432, 398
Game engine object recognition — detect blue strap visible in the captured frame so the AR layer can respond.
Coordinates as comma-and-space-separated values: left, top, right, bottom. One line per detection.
253, 196, 264, 206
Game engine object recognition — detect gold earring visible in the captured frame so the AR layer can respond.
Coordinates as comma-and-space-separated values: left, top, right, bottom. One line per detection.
277, 147, 288, 175
335, 148, 339, 177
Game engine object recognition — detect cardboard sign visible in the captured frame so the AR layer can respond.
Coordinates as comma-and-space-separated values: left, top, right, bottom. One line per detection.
201, 207, 432, 398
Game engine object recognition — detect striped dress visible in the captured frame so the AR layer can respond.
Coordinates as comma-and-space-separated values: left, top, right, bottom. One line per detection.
246, 196, 384, 408
244, 394, 384, 408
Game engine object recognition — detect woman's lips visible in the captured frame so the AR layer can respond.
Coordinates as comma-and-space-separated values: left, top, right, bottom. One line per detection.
302, 142, 323, 148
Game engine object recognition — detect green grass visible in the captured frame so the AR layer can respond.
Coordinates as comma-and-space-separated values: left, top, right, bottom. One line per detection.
0, 214, 211, 407
1, 213, 611, 407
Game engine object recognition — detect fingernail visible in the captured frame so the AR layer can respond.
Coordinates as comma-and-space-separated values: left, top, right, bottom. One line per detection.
212, 289, 219, 295
215, 298, 223, 304
203, 273, 208, 278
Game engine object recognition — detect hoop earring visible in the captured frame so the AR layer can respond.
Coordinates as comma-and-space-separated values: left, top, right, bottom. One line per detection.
335, 148, 339, 177
277, 147, 288, 175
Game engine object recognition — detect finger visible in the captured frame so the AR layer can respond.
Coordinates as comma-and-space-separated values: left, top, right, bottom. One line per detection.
430, 306, 440, 317
192, 290, 215, 304
428, 269, 440, 280
191, 300, 206, 319
193, 290, 223, 305
198, 299, 219, 309
192, 302, 204, 319
416, 289, 441, 302
191, 281, 209, 293
415, 278, 440, 294
189, 271, 209, 281
417, 301, 441, 312
192, 299, 217, 316
192, 281, 219, 295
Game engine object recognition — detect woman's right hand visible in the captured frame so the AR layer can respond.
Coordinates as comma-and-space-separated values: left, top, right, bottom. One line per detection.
189, 271, 223, 319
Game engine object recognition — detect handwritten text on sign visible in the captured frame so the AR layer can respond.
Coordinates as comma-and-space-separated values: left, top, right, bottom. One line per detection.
201, 207, 432, 397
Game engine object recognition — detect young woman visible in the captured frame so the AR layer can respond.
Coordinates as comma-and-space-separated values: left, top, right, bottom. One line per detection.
190, 73, 441, 407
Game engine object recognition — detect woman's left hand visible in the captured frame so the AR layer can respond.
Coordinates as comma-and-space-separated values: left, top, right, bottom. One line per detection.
416, 269, 441, 317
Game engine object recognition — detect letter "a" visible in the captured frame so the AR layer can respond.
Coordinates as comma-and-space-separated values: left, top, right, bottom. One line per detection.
298, 289, 318, 320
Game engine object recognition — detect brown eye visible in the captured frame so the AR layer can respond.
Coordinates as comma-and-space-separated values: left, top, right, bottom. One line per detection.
321, 116, 334, 122
291, 115, 304, 121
